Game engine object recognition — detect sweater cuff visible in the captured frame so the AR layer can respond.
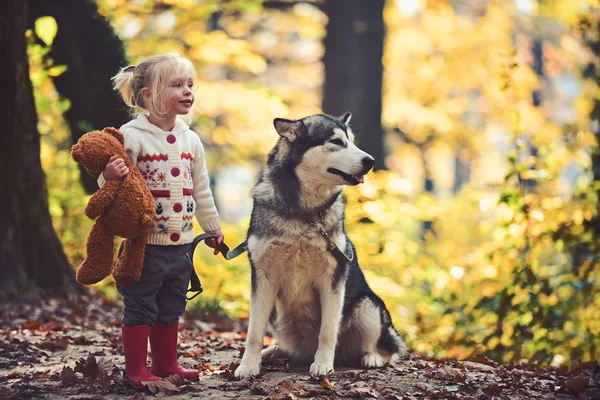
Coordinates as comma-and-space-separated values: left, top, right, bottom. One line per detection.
97, 172, 106, 188
199, 216, 221, 233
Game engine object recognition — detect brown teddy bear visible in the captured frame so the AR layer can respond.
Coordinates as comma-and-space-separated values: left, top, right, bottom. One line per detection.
71, 127, 155, 286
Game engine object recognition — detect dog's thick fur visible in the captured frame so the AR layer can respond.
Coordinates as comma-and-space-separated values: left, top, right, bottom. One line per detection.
235, 113, 405, 378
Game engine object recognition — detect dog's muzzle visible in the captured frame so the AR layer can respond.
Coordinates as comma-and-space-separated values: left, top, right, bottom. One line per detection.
327, 156, 375, 185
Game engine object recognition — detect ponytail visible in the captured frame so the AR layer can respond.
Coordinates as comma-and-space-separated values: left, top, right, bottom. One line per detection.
111, 66, 138, 108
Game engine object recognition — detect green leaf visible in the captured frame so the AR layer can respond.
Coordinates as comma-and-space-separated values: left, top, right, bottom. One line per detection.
48, 65, 67, 77
443, 385, 461, 392
35, 16, 58, 46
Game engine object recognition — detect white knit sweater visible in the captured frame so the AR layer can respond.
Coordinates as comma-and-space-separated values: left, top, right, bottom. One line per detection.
98, 114, 221, 245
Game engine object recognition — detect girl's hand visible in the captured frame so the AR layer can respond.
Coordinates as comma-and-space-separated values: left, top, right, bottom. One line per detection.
103, 155, 129, 181
205, 230, 224, 255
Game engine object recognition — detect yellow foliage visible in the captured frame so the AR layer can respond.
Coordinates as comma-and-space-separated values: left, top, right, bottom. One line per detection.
31, 0, 600, 368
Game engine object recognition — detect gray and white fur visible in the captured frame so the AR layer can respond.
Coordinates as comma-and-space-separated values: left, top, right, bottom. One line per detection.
234, 113, 406, 379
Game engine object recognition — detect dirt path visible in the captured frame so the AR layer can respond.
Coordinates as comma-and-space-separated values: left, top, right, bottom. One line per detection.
1, 294, 599, 399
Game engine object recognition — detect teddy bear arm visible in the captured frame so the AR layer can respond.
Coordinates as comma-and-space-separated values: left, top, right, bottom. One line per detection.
85, 181, 121, 219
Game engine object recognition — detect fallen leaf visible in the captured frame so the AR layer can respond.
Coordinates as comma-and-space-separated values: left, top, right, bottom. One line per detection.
219, 362, 239, 380
481, 384, 504, 397
427, 366, 465, 381
37, 336, 69, 351
60, 366, 77, 384
443, 384, 461, 392
567, 375, 589, 394
346, 386, 380, 399
143, 379, 180, 394
96, 358, 117, 389
320, 376, 334, 390
164, 374, 186, 387
279, 379, 294, 392
23, 319, 42, 331
74, 354, 100, 382
182, 348, 205, 357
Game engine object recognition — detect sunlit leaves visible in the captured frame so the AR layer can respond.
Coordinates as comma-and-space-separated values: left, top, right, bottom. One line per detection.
35, 16, 58, 46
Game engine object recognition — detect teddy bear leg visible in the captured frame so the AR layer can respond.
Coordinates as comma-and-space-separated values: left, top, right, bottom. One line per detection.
76, 221, 115, 285
113, 235, 148, 286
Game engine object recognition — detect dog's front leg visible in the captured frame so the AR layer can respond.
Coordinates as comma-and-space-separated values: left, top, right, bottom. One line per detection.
310, 277, 345, 377
235, 268, 276, 379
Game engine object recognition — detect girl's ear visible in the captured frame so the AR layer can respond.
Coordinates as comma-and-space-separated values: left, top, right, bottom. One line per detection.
140, 87, 151, 104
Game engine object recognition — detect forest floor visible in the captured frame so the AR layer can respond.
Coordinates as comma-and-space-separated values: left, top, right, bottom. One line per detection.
1, 292, 600, 400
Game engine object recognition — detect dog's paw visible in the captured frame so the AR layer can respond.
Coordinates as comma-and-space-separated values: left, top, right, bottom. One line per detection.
234, 364, 260, 379
309, 362, 334, 377
361, 353, 384, 368
261, 345, 285, 360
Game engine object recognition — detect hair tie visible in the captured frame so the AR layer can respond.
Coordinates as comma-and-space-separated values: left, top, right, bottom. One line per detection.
123, 65, 136, 73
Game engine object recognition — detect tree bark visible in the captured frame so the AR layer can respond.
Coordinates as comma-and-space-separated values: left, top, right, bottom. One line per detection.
322, 0, 386, 170
29, 0, 129, 194
0, 0, 80, 299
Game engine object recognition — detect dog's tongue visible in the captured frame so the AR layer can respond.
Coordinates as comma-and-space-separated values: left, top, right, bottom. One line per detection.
352, 175, 365, 184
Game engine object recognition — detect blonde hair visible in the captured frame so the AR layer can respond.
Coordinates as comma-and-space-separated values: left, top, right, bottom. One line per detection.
112, 51, 197, 119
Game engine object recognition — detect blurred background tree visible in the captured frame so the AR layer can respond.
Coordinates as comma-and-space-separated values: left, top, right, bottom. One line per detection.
0, 0, 79, 299
11, 0, 600, 367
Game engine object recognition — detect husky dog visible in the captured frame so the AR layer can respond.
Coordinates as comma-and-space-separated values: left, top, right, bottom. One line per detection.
234, 113, 405, 379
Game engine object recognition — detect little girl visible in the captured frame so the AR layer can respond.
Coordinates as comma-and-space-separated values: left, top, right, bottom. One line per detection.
99, 52, 224, 387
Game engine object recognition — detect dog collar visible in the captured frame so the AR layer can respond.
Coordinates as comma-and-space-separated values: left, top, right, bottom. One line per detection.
284, 207, 353, 265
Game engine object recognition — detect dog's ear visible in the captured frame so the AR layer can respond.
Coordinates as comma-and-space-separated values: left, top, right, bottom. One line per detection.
274, 118, 306, 142
340, 112, 352, 126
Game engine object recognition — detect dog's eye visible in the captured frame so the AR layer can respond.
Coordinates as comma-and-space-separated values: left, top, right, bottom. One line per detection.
329, 139, 344, 146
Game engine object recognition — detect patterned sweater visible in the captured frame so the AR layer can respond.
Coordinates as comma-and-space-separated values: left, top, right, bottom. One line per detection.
98, 114, 221, 245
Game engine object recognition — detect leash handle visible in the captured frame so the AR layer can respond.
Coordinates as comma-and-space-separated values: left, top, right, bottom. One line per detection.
186, 233, 248, 300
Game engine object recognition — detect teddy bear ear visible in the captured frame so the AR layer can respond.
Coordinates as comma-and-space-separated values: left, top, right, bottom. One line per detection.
103, 127, 124, 145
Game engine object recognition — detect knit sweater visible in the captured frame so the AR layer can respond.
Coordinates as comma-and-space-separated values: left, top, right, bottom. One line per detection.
98, 114, 221, 245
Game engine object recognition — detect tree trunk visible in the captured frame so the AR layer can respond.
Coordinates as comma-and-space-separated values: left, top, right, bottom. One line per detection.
29, 0, 129, 194
0, 0, 80, 299
322, 0, 386, 170
453, 149, 471, 194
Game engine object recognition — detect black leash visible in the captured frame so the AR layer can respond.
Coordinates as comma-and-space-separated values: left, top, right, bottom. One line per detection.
186, 233, 248, 300
117, 234, 248, 301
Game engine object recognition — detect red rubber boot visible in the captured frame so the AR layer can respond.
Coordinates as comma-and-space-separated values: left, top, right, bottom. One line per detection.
149, 323, 199, 380
122, 325, 161, 388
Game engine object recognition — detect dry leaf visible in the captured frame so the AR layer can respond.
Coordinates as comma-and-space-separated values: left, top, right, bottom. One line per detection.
567, 375, 589, 394
279, 379, 294, 392
220, 362, 239, 380
182, 348, 205, 357
320, 377, 334, 389
165, 374, 186, 387
23, 319, 42, 330
143, 379, 180, 394
60, 366, 77, 384
74, 354, 100, 382
37, 336, 69, 351
346, 386, 380, 399
96, 358, 117, 389
481, 383, 504, 397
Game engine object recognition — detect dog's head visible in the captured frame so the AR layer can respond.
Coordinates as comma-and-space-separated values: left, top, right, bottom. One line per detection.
272, 112, 375, 187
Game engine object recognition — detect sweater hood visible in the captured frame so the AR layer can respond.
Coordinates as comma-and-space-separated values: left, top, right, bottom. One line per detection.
123, 114, 189, 137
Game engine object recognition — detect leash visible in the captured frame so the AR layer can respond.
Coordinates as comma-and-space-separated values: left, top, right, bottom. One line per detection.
284, 207, 354, 266
117, 234, 247, 301
187, 233, 248, 300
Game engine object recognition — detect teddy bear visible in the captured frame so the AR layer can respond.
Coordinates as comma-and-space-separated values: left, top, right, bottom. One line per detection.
71, 127, 156, 286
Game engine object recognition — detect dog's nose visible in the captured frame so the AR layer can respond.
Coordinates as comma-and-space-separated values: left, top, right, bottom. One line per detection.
362, 156, 375, 171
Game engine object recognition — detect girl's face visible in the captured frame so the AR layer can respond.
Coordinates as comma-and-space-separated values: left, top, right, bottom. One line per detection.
164, 75, 195, 117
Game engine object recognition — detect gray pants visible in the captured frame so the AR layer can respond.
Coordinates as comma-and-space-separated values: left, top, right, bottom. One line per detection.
117, 243, 193, 326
